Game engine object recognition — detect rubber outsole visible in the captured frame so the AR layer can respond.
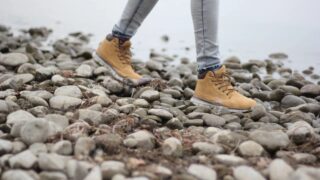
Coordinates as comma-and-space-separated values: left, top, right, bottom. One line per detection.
190, 97, 249, 113
92, 52, 148, 86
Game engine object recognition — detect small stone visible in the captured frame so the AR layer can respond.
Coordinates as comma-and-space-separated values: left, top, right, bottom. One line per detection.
84, 166, 102, 180
192, 142, 224, 155
251, 104, 267, 121
9, 150, 37, 169
39, 171, 68, 180
300, 84, 320, 97
102, 77, 123, 94
6, 110, 35, 125
287, 121, 314, 144
281, 95, 305, 108
233, 166, 265, 180
202, 114, 226, 127
289, 166, 320, 180
20, 118, 50, 145
54, 85, 83, 98
101, 161, 128, 179
124, 130, 156, 150
76, 64, 93, 77
77, 109, 104, 125
0, 53, 29, 66
52, 140, 73, 155
148, 109, 173, 120
214, 155, 247, 166
187, 164, 217, 180
269, 159, 294, 180
74, 137, 96, 157
0, 139, 13, 155
94, 134, 122, 154
49, 96, 82, 110
140, 90, 160, 102
1, 170, 34, 180
133, 99, 150, 108
38, 153, 66, 171
45, 114, 69, 131
249, 130, 290, 151
11, 141, 27, 154
166, 118, 184, 129
292, 153, 317, 164
238, 140, 264, 157
146, 60, 163, 71
146, 164, 173, 178
162, 137, 183, 157
29, 143, 48, 155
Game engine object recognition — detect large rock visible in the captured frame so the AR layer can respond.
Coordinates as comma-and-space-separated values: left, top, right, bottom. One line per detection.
233, 166, 265, 180
0, 53, 29, 66
249, 130, 290, 151
287, 121, 314, 144
49, 96, 82, 110
187, 164, 217, 180
123, 130, 156, 150
20, 118, 50, 145
269, 159, 294, 180
54, 85, 82, 98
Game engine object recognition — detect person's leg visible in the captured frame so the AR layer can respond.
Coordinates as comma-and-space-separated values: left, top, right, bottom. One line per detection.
112, 0, 159, 41
191, 0, 256, 111
191, 0, 221, 76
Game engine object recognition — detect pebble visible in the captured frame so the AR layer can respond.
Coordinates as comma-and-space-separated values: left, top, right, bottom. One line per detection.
192, 142, 224, 155
202, 113, 226, 127
20, 118, 50, 145
101, 161, 128, 179
148, 108, 173, 120
249, 130, 290, 151
300, 84, 320, 97
54, 85, 83, 98
124, 130, 156, 150
84, 166, 102, 180
281, 95, 305, 108
214, 155, 248, 166
39, 171, 68, 180
0, 53, 29, 66
38, 153, 66, 171
74, 137, 96, 157
162, 137, 183, 157
140, 90, 160, 102
187, 164, 217, 180
269, 159, 294, 180
0, 139, 13, 155
287, 121, 314, 144
49, 95, 82, 110
52, 140, 73, 155
1, 170, 34, 180
233, 166, 265, 180
76, 64, 93, 77
9, 150, 37, 169
238, 140, 264, 157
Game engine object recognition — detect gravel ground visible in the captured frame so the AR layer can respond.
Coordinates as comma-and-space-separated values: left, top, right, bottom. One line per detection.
0, 24, 320, 180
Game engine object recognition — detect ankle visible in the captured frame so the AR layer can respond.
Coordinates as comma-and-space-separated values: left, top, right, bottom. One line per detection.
110, 31, 131, 43
198, 64, 222, 79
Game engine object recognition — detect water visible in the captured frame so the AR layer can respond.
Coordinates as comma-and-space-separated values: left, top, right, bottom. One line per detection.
1, 0, 320, 73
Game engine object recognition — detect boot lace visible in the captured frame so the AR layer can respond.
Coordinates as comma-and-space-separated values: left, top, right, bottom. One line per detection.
210, 72, 235, 96
113, 41, 132, 65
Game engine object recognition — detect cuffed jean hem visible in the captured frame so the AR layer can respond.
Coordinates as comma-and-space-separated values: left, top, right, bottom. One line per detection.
198, 57, 221, 72
112, 27, 133, 40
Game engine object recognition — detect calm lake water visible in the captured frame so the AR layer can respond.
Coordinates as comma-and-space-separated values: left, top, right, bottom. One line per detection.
1, 0, 320, 73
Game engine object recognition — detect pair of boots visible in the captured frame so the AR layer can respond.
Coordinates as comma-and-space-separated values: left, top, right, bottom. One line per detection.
94, 36, 256, 111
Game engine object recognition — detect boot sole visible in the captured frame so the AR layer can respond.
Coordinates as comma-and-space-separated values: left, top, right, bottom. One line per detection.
190, 97, 249, 113
93, 52, 144, 86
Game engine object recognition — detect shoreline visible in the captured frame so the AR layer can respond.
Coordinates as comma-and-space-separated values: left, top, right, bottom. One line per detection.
0, 25, 320, 180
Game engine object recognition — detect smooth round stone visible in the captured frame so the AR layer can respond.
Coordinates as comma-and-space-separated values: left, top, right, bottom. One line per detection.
54, 85, 83, 98
20, 118, 50, 145
49, 96, 82, 110
0, 53, 29, 66
238, 140, 264, 157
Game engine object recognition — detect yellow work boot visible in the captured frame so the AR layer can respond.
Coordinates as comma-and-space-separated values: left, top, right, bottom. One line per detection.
191, 66, 256, 112
93, 35, 151, 86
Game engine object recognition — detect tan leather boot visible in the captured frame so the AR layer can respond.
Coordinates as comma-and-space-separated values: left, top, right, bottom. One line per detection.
191, 66, 256, 112
93, 35, 151, 86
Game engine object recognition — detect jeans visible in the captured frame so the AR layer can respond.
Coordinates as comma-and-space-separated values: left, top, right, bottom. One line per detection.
112, 0, 221, 71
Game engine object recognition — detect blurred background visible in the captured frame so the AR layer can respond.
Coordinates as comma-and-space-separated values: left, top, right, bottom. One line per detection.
0, 0, 319, 72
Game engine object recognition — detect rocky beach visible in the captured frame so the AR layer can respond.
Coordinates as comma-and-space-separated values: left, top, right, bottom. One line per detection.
0, 25, 320, 180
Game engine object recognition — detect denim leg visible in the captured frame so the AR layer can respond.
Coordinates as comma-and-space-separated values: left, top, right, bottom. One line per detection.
191, 0, 221, 72
112, 0, 159, 39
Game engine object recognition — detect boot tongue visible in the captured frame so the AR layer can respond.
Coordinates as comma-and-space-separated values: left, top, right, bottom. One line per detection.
212, 65, 226, 76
